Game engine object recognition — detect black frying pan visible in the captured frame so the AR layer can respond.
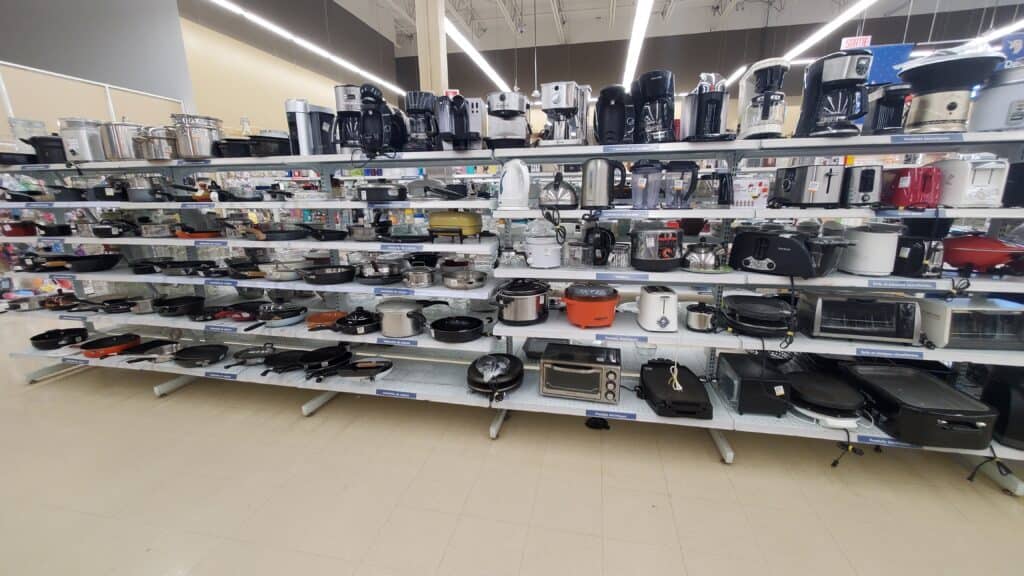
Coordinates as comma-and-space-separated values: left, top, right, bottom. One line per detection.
297, 223, 348, 241
306, 358, 394, 383
174, 344, 229, 368
299, 344, 352, 371
260, 349, 308, 376
224, 343, 279, 368
153, 296, 205, 317
245, 225, 309, 241
298, 265, 355, 285
430, 316, 487, 343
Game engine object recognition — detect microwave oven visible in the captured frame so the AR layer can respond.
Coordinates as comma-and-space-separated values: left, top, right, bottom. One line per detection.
798, 294, 922, 345
539, 343, 622, 404
919, 297, 1024, 350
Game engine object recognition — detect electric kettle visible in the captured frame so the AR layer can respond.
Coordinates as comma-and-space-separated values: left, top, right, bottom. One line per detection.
499, 159, 531, 209
581, 158, 626, 209
539, 172, 579, 210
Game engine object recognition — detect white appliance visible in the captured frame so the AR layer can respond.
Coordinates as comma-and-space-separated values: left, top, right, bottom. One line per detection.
637, 286, 678, 332
498, 159, 531, 209
919, 297, 1024, 350
968, 65, 1024, 132
931, 156, 1009, 208
525, 236, 561, 268
737, 58, 790, 139
790, 404, 861, 430
839, 223, 901, 276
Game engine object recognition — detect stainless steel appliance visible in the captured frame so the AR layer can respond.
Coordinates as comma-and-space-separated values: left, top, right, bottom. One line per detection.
135, 126, 177, 160
681, 237, 728, 272
538, 172, 578, 209
581, 158, 626, 209
334, 84, 362, 153
679, 73, 733, 141
404, 91, 439, 151
59, 118, 105, 162
495, 279, 549, 325
737, 58, 790, 139
286, 99, 314, 155
893, 236, 944, 278
970, 65, 1024, 132
539, 343, 622, 404
539, 81, 584, 146
769, 165, 843, 207
637, 285, 678, 332
898, 48, 1005, 133
799, 294, 922, 345
795, 50, 873, 137
841, 165, 883, 206
863, 83, 911, 135
920, 297, 1024, 350
685, 303, 716, 333
170, 114, 222, 160
485, 91, 529, 148
633, 70, 676, 143
716, 353, 790, 417
438, 94, 484, 151
593, 85, 634, 144
377, 299, 444, 338
99, 121, 143, 160
630, 225, 681, 271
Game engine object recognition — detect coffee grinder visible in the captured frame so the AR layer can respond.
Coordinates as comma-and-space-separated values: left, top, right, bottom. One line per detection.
539, 81, 583, 146
404, 91, 439, 151
334, 84, 362, 155
737, 59, 790, 139
679, 73, 734, 141
794, 49, 873, 137
593, 85, 634, 144
633, 70, 676, 143
437, 94, 485, 151
485, 91, 530, 148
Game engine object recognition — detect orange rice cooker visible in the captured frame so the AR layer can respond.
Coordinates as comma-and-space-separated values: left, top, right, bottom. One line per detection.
563, 282, 620, 328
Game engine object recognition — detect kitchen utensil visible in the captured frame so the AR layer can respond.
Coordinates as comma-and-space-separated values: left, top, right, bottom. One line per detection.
243, 224, 310, 241
296, 223, 348, 241
88, 219, 137, 238
224, 343, 279, 369
685, 303, 716, 332
153, 296, 205, 317
30, 328, 89, 350
467, 353, 523, 401
306, 311, 348, 331
720, 295, 796, 337
32, 222, 72, 237
562, 282, 619, 328
403, 266, 435, 288
80, 333, 141, 358
135, 126, 177, 160
495, 279, 549, 326
442, 270, 487, 290
244, 303, 307, 332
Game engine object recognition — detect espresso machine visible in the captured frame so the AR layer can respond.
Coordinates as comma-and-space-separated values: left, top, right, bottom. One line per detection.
404, 91, 439, 151
539, 81, 583, 146
633, 70, 675, 143
285, 99, 334, 155
485, 91, 530, 148
334, 84, 362, 154
437, 94, 485, 151
737, 59, 790, 139
794, 49, 873, 137
679, 73, 734, 141
593, 85, 634, 144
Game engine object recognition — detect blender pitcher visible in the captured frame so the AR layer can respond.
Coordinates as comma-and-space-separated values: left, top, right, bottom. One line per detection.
631, 160, 664, 210
664, 161, 700, 208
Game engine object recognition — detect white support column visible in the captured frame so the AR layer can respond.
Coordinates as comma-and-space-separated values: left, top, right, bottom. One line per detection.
153, 375, 195, 397
489, 409, 508, 439
415, 0, 449, 93
708, 429, 734, 464
25, 363, 89, 385
302, 391, 338, 417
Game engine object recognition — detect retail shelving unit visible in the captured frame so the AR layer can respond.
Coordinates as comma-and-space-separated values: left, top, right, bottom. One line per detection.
4, 131, 1024, 493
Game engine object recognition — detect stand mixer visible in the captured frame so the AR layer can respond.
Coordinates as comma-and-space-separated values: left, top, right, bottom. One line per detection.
737, 59, 790, 139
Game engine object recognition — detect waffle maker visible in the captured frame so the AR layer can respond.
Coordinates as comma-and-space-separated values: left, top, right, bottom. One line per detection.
785, 372, 865, 429
638, 359, 713, 419
720, 295, 797, 337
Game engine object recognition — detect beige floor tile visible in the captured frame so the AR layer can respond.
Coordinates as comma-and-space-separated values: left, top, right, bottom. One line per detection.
400, 449, 484, 514
189, 538, 355, 576
603, 486, 678, 547
682, 548, 768, 576
529, 466, 604, 535
670, 495, 757, 559
603, 538, 686, 576
437, 516, 528, 576
362, 506, 459, 573
520, 526, 603, 576
462, 458, 541, 525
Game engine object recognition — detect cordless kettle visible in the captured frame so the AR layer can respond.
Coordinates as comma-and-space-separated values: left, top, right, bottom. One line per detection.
581, 158, 626, 209
499, 159, 532, 209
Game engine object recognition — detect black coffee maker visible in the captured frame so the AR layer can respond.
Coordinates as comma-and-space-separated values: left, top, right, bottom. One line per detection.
593, 85, 634, 144
633, 70, 675, 143
795, 49, 873, 137
359, 84, 408, 157
404, 91, 439, 151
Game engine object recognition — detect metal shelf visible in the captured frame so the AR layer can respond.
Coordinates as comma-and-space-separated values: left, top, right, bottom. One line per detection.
492, 140, 761, 163
0, 199, 496, 211
491, 207, 754, 220
492, 264, 749, 286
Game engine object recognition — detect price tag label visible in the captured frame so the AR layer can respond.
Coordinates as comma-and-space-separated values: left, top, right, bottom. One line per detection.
368, 201, 410, 208
597, 334, 648, 343
20, 164, 50, 171
204, 371, 237, 380
181, 202, 212, 209
600, 210, 647, 219
204, 278, 237, 286
204, 324, 237, 333
376, 388, 416, 399
49, 273, 76, 281
376, 337, 418, 347
58, 314, 88, 321
585, 409, 636, 420
61, 357, 89, 365
177, 159, 211, 165
26, 202, 54, 208
867, 279, 938, 290
596, 272, 649, 282
603, 144, 659, 153
855, 435, 915, 448
374, 287, 414, 296
891, 133, 964, 144
379, 243, 423, 252
855, 347, 924, 360
194, 240, 228, 247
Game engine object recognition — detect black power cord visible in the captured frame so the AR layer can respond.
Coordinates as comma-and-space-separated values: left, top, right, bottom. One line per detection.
832, 428, 865, 468
967, 445, 1015, 483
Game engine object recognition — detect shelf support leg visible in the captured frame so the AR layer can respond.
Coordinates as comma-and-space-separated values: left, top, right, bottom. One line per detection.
25, 363, 89, 385
153, 375, 196, 397
957, 455, 1024, 497
489, 409, 508, 440
708, 429, 734, 464
302, 391, 338, 417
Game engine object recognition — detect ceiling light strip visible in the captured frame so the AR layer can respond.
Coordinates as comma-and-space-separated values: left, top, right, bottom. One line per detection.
444, 17, 512, 92
783, 0, 881, 61
621, 0, 655, 85
205, 0, 404, 94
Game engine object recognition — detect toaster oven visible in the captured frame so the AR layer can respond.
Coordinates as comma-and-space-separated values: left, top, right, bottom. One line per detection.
919, 297, 1024, 350
798, 294, 922, 345
540, 343, 622, 404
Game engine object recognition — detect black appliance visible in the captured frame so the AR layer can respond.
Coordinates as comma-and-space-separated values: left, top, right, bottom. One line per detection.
539, 343, 622, 404
583, 223, 615, 266
679, 73, 734, 141
404, 91, 439, 152
593, 85, 634, 144
844, 364, 997, 449
786, 372, 865, 422
720, 295, 796, 338
638, 359, 713, 419
892, 236, 944, 278
980, 366, 1024, 449
716, 353, 790, 417
334, 84, 362, 152
798, 294, 922, 345
437, 95, 484, 151
1004, 162, 1024, 207
863, 83, 911, 135
795, 50, 873, 137
358, 84, 408, 157
633, 70, 675, 143
729, 231, 848, 278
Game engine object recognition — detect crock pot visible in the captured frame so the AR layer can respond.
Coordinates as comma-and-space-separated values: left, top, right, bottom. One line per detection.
525, 236, 561, 269
562, 282, 619, 328
496, 279, 549, 326
840, 222, 902, 276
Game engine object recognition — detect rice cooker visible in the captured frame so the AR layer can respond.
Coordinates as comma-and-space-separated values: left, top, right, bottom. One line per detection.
637, 285, 678, 332
839, 222, 902, 276
525, 235, 562, 268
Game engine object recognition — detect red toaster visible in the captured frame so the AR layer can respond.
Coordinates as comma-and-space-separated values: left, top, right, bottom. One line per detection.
882, 166, 941, 208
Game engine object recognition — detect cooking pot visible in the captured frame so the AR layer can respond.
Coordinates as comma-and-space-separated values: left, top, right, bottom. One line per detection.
840, 222, 902, 276
538, 172, 579, 209
631, 226, 681, 271
525, 236, 561, 269
99, 121, 143, 160
171, 114, 222, 159
685, 303, 716, 333
134, 126, 178, 160
496, 279, 549, 326
943, 233, 1024, 274
335, 307, 382, 335
403, 266, 435, 288
442, 270, 487, 290
681, 237, 727, 271
439, 258, 472, 274
562, 282, 619, 328
377, 299, 447, 338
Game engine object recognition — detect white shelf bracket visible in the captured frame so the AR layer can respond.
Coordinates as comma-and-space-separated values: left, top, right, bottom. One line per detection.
708, 429, 734, 464
25, 363, 90, 385
489, 408, 508, 439
153, 375, 196, 397
301, 391, 338, 417
957, 454, 1024, 497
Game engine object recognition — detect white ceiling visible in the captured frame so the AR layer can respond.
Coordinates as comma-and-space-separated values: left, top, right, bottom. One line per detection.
335, 0, 1001, 58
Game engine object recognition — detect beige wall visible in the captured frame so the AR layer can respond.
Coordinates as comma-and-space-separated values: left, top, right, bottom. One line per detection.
180, 18, 342, 135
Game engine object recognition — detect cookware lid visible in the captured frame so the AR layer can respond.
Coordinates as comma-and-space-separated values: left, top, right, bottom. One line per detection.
376, 299, 421, 313
723, 295, 795, 321
898, 48, 1005, 92
340, 307, 381, 325
787, 372, 865, 412
564, 282, 618, 301
499, 278, 549, 296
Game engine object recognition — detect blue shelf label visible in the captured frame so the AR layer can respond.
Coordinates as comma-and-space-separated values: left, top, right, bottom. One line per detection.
376, 337, 418, 347
204, 278, 237, 286
177, 159, 211, 165
20, 164, 48, 171
58, 314, 88, 321
49, 273, 75, 281
376, 388, 416, 399
856, 435, 915, 448
597, 334, 648, 343
26, 202, 54, 208
596, 272, 649, 282
867, 279, 938, 290
204, 324, 237, 333
61, 357, 89, 365
181, 202, 212, 209
600, 209, 646, 219
855, 347, 924, 360
379, 243, 423, 252
890, 133, 964, 144
374, 287, 414, 296
368, 201, 410, 208
603, 144, 659, 153
194, 239, 227, 247
204, 371, 237, 380
586, 409, 636, 420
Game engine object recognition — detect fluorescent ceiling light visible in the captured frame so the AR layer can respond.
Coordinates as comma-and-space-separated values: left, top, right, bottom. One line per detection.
973, 18, 1024, 45
445, 17, 511, 92
789, 58, 816, 66
621, 0, 655, 85
783, 0, 880, 61
723, 65, 749, 86
205, 0, 404, 94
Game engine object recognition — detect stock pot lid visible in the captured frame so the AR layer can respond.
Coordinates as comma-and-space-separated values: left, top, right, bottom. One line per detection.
499, 278, 549, 297
339, 307, 380, 325
565, 282, 618, 301
377, 299, 421, 313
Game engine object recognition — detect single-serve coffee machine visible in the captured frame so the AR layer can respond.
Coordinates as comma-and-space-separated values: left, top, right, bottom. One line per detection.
679, 73, 734, 141
633, 70, 675, 143
334, 84, 362, 154
404, 91, 439, 151
485, 91, 530, 148
437, 94, 485, 151
737, 59, 790, 139
795, 49, 873, 137
540, 81, 584, 146
593, 85, 634, 144
286, 99, 335, 155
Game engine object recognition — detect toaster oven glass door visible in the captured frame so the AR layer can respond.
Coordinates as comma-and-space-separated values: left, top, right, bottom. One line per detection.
949, 312, 1024, 349
819, 301, 919, 341
542, 364, 603, 398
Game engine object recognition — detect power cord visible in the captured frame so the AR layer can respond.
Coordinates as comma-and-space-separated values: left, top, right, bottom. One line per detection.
832, 428, 865, 468
542, 208, 567, 245
967, 445, 1015, 482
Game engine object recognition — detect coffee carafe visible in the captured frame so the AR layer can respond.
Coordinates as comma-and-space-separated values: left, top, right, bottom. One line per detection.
633, 71, 675, 144
540, 81, 582, 145
795, 49, 873, 137
404, 91, 439, 151
594, 85, 634, 144
737, 59, 790, 139
334, 84, 362, 154
679, 73, 734, 141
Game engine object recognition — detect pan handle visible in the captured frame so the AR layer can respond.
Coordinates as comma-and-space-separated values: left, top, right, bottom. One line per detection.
126, 356, 155, 364
244, 321, 266, 332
